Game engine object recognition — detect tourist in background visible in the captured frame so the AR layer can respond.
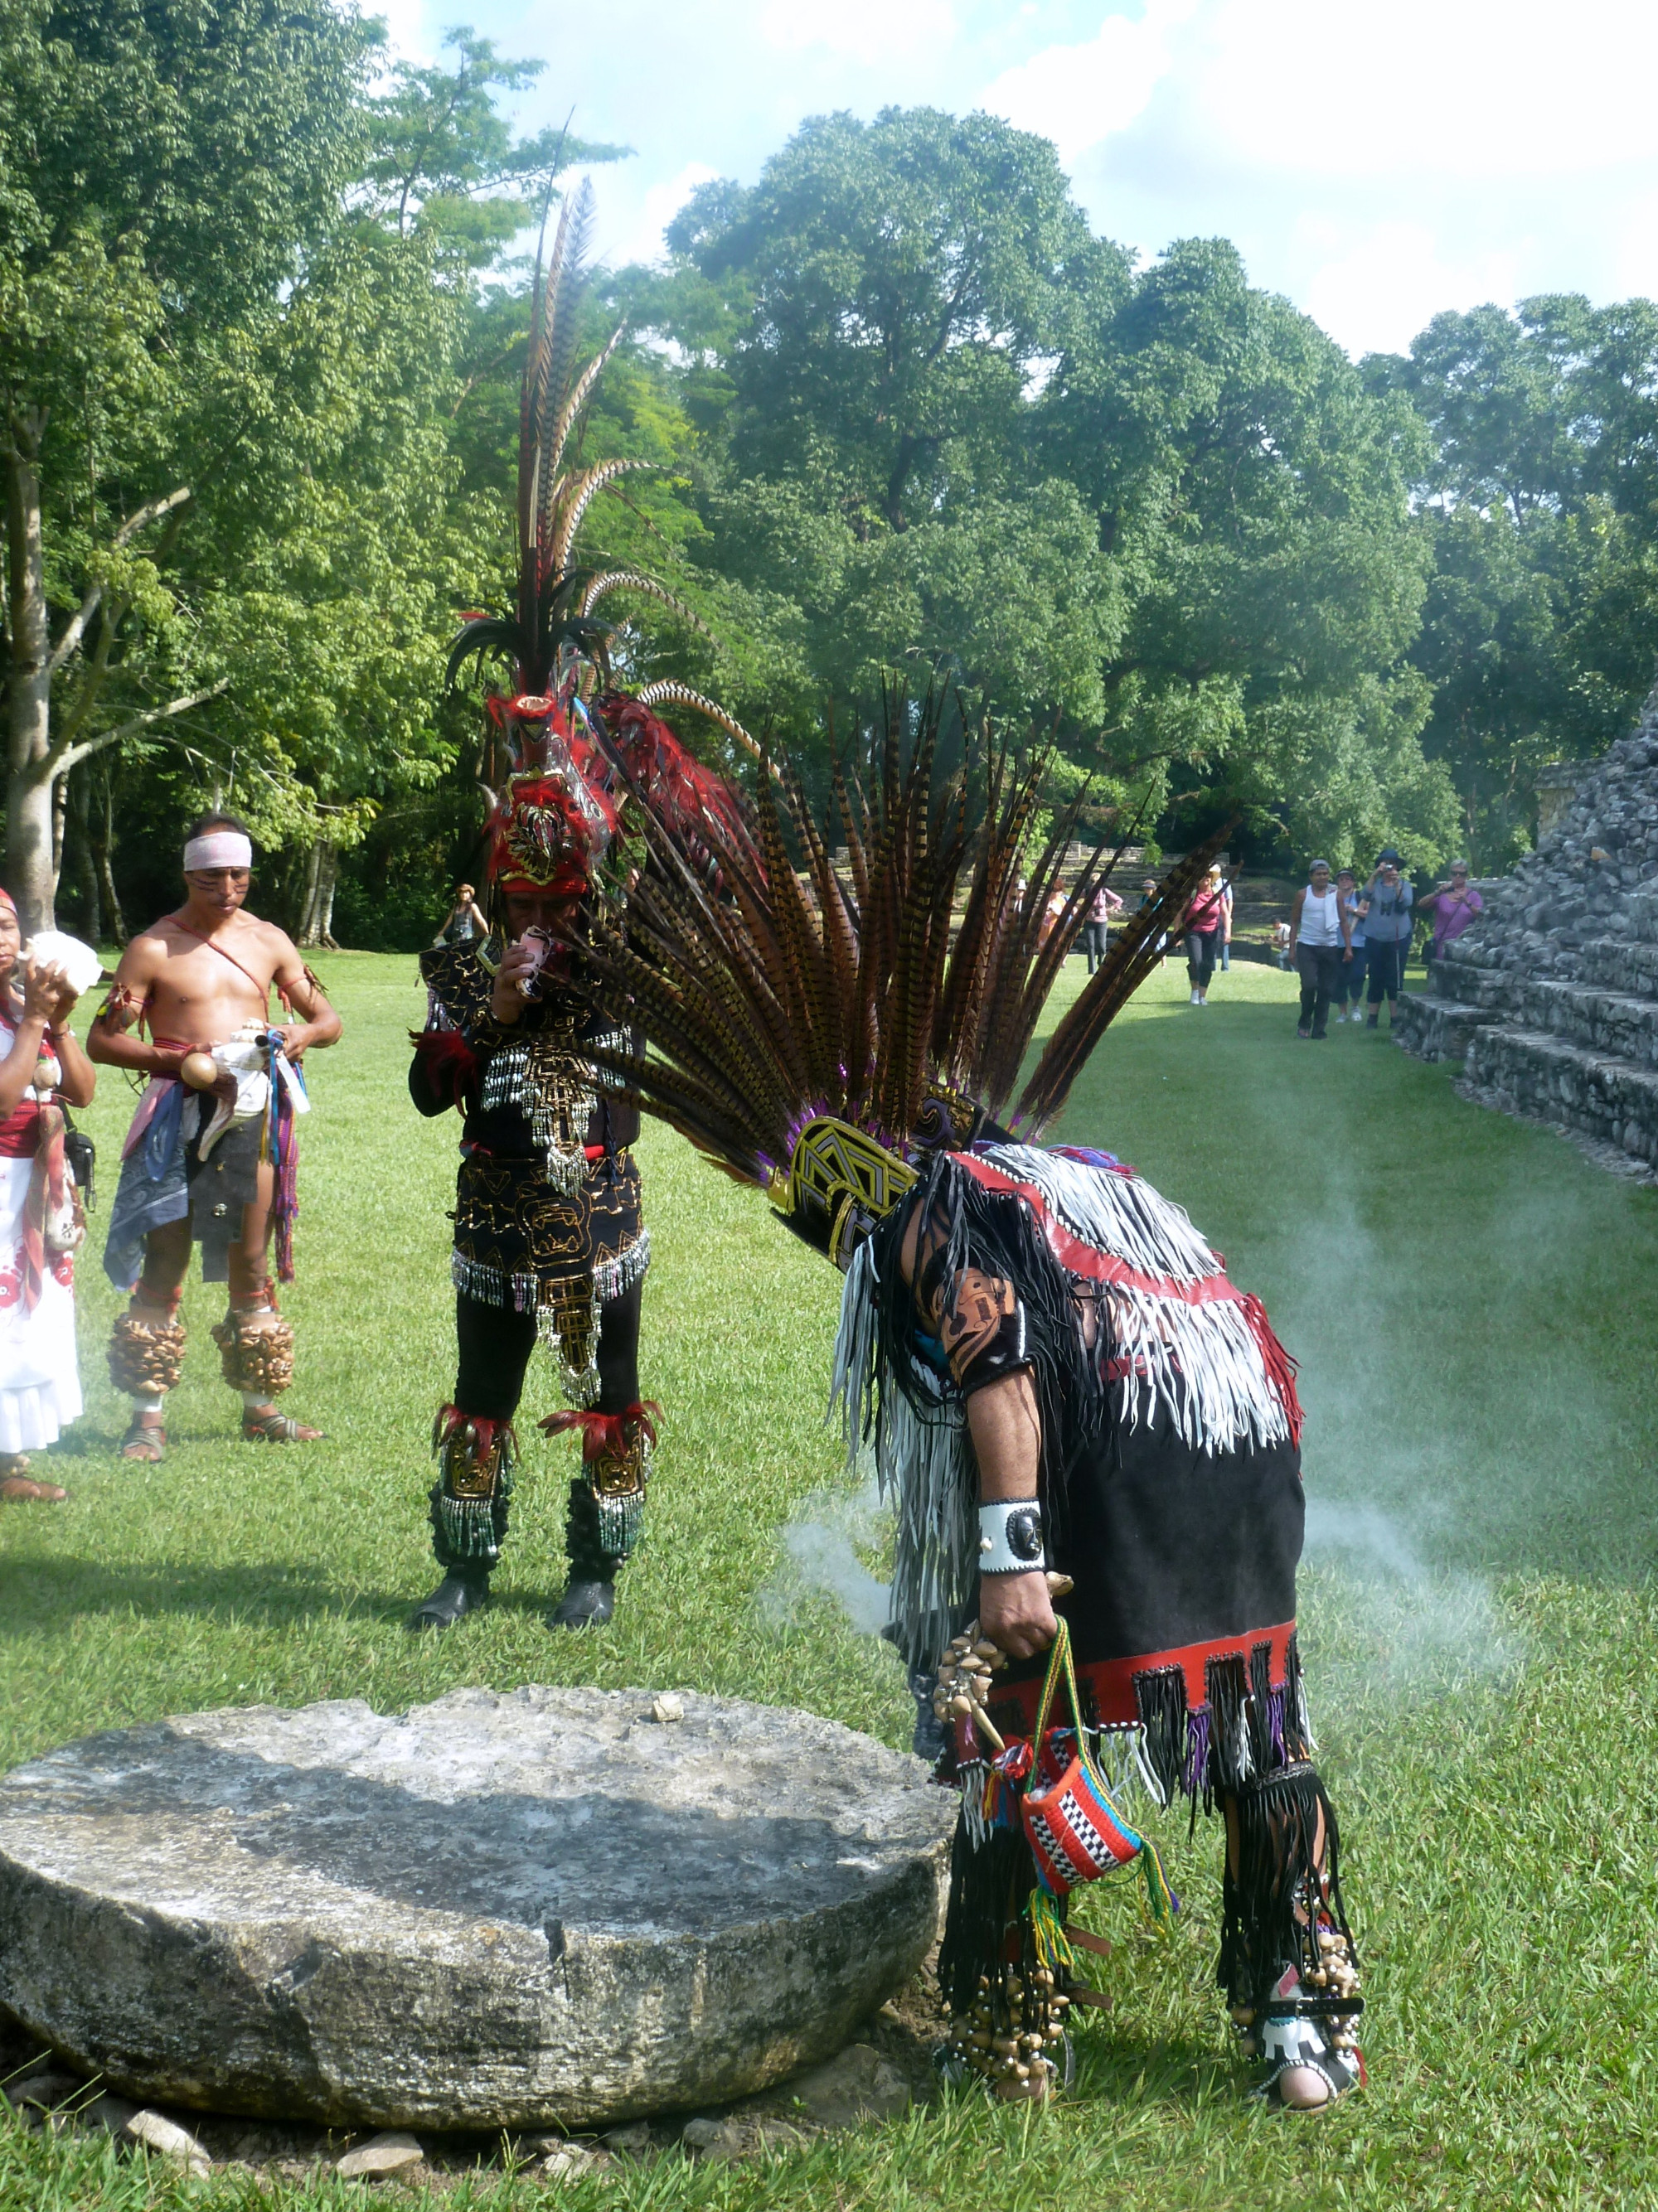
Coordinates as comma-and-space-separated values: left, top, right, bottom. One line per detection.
0, 892, 96, 1503
1361, 848, 1413, 1028
435, 883, 487, 948
1287, 858, 1351, 1040
1081, 879, 1123, 974
1038, 883, 1069, 951
1419, 863, 1483, 968
1138, 874, 1169, 965
1333, 868, 1369, 1023
1184, 864, 1228, 1005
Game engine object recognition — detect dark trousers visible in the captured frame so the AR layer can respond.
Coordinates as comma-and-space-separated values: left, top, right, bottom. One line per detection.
454, 1279, 642, 1421
1337, 943, 1368, 1002
1296, 944, 1341, 1037
1082, 919, 1110, 973
1365, 940, 1404, 1004
1187, 927, 1220, 988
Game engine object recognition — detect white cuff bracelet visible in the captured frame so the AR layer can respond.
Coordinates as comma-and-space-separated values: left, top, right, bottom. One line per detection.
978, 1498, 1046, 1576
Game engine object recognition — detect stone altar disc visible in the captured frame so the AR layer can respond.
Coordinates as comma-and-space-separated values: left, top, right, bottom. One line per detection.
0, 1685, 953, 2129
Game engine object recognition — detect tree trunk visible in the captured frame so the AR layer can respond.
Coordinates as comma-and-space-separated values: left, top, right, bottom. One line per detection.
67, 766, 100, 943
296, 836, 340, 948
317, 840, 339, 948
4, 412, 57, 933
95, 767, 127, 946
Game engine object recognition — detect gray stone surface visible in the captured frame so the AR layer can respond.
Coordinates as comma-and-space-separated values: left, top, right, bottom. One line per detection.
1391, 991, 1498, 1064
1399, 695, 1658, 1174
0, 1685, 952, 2131
125, 2108, 211, 2174
337, 2130, 424, 2176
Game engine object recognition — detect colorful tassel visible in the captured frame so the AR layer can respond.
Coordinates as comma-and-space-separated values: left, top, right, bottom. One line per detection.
1028, 1883, 1078, 1973
1139, 1839, 1180, 1926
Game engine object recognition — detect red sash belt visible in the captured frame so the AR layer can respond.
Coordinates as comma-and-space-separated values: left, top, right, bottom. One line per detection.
983, 1620, 1297, 1734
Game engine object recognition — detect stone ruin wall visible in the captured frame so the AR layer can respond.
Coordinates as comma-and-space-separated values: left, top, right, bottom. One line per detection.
1396, 687, 1658, 1177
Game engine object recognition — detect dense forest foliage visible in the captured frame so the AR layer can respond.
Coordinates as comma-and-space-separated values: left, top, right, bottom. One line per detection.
4, 0, 1657, 941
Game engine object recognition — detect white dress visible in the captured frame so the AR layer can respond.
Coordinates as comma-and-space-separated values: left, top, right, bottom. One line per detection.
0, 1018, 82, 1454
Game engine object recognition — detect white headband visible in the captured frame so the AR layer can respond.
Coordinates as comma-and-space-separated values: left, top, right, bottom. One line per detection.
183, 832, 252, 872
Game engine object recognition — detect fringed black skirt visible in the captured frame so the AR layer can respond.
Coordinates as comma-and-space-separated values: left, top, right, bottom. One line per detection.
976, 1399, 1310, 1809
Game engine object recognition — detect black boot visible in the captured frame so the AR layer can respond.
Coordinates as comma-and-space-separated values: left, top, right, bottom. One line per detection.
413, 1447, 510, 1631
546, 1478, 628, 1631
548, 1574, 615, 1629
409, 1566, 491, 1630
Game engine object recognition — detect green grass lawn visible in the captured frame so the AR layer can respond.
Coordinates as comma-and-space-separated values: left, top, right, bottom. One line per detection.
7, 950, 1658, 2210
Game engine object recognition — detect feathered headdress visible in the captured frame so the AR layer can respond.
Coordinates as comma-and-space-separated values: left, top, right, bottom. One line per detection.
447, 179, 764, 907
580, 686, 1232, 1266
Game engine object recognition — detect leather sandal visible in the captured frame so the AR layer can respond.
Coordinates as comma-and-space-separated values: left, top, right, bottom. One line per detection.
242, 1406, 327, 1444
119, 1415, 166, 1464
1252, 1965, 1365, 2110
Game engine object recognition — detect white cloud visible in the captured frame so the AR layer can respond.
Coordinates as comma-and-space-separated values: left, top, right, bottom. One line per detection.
372, 0, 433, 65
596, 161, 720, 269
981, 0, 1195, 164
1608, 190, 1658, 305
758, 0, 957, 67
1302, 222, 1521, 359
1186, 0, 1658, 180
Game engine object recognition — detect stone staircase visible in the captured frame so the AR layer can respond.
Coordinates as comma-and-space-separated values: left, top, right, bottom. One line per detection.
1394, 707, 1658, 1177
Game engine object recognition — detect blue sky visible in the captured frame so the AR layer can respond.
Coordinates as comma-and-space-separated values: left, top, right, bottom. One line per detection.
377, 0, 1658, 358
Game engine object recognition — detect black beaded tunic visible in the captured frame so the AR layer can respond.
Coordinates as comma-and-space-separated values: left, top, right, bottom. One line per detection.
410, 940, 645, 1405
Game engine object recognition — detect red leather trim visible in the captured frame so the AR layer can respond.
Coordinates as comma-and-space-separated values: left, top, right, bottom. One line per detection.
955, 1154, 1243, 1309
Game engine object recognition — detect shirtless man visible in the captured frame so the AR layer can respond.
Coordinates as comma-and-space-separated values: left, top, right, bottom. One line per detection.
88, 812, 342, 1459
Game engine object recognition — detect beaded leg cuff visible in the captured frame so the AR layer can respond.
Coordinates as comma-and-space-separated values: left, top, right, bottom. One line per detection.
211, 1304, 295, 1398
542, 1401, 658, 1565
430, 1405, 516, 1569
108, 1313, 187, 1397
1219, 1760, 1358, 2019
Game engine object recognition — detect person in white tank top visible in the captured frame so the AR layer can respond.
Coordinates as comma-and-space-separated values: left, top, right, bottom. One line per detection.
1287, 859, 1352, 1039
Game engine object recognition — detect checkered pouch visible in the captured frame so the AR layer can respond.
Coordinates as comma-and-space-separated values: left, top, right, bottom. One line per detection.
1020, 1620, 1174, 1919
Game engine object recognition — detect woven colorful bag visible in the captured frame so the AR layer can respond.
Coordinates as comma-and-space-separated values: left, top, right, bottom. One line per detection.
1020, 1619, 1176, 1920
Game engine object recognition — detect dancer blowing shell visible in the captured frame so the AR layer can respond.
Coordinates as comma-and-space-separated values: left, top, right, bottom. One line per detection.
88, 813, 340, 1459
0, 892, 96, 1499
570, 697, 1365, 2111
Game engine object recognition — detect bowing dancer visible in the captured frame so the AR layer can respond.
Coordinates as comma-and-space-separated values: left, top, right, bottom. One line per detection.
570, 699, 1366, 2112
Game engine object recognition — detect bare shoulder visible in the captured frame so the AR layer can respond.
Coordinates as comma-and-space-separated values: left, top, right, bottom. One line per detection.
112, 919, 181, 983
235, 912, 301, 979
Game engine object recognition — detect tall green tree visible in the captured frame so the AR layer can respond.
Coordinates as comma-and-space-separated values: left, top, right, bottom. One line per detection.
1040, 235, 1447, 863
0, 0, 375, 929
638, 113, 1448, 865
0, 2, 625, 937
1368, 295, 1658, 865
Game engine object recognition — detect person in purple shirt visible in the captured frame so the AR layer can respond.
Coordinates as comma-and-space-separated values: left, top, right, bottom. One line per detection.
1419, 863, 1484, 966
